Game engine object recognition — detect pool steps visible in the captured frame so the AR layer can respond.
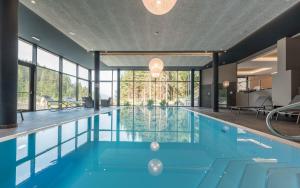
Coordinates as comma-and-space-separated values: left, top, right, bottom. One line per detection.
198, 157, 300, 188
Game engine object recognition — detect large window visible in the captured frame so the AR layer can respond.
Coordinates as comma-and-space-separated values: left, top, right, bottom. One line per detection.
17, 65, 30, 110
17, 38, 92, 111
78, 66, 88, 80
36, 67, 59, 110
78, 79, 89, 100
18, 40, 33, 63
62, 59, 77, 101
37, 48, 59, 71
194, 71, 200, 106
120, 71, 192, 107
91, 70, 118, 105
63, 59, 77, 76
62, 75, 77, 101
36, 49, 60, 110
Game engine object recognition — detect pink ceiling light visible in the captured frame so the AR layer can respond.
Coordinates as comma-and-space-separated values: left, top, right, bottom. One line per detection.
142, 0, 177, 15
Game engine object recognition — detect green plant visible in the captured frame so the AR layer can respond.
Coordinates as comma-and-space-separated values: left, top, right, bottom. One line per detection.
160, 100, 167, 107
124, 101, 130, 106
147, 99, 154, 107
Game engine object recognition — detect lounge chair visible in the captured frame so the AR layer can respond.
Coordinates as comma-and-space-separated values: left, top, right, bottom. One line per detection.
101, 97, 111, 107
230, 95, 272, 114
274, 95, 300, 124
82, 96, 94, 108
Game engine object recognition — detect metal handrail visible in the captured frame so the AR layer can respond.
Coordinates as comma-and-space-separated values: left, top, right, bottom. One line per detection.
266, 102, 300, 141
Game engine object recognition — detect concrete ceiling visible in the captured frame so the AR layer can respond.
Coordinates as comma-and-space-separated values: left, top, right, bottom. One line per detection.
20, 0, 299, 67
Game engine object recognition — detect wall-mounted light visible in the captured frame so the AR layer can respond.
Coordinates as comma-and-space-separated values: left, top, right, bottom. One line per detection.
142, 0, 177, 15
223, 80, 230, 88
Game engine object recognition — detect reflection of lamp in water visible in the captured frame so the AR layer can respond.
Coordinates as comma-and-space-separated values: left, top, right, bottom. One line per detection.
150, 141, 160, 152
221, 126, 230, 133
148, 159, 163, 176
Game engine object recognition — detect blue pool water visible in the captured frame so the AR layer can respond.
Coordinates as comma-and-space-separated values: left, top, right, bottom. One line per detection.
1, 107, 300, 188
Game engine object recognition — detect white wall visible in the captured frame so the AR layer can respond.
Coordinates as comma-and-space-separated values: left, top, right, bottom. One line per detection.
272, 38, 300, 106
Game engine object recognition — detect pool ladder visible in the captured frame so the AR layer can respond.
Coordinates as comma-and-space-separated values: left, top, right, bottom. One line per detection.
266, 102, 300, 141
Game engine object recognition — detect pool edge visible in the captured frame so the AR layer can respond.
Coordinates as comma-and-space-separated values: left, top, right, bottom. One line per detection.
183, 107, 300, 149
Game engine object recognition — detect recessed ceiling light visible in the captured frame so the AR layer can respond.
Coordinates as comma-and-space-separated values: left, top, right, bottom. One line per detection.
237, 67, 272, 75
31, 36, 40, 41
31, 0, 36, 4
252, 57, 277, 62
69, 32, 76, 36
154, 31, 159, 35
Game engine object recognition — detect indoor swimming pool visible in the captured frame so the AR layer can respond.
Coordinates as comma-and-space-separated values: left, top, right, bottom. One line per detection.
1, 107, 300, 188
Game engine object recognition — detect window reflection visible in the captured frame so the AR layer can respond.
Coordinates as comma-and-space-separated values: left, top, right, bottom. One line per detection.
100, 113, 112, 130
35, 147, 58, 173
99, 131, 112, 141
61, 122, 76, 142
16, 161, 30, 185
35, 127, 58, 154
77, 119, 88, 134
77, 133, 88, 147
61, 139, 75, 157
16, 135, 28, 161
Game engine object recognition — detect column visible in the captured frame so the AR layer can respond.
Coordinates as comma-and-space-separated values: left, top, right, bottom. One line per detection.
199, 70, 202, 107
88, 69, 92, 97
58, 56, 63, 109
117, 69, 121, 106
212, 52, 219, 112
191, 69, 195, 107
94, 51, 100, 110
0, 0, 18, 128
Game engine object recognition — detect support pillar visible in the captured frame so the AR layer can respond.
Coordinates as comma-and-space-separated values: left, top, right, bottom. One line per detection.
0, 0, 18, 128
199, 70, 202, 107
191, 70, 195, 107
88, 69, 92, 97
117, 69, 121, 106
212, 52, 219, 112
94, 51, 100, 111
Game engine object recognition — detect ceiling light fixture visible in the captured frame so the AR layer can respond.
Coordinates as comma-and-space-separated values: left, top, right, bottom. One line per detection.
142, 0, 177, 15
31, 0, 36, 4
252, 57, 278, 62
69, 32, 76, 36
149, 58, 164, 78
237, 67, 272, 75
31, 36, 40, 41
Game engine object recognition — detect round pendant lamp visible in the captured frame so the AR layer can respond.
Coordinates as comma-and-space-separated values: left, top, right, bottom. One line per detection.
142, 0, 177, 15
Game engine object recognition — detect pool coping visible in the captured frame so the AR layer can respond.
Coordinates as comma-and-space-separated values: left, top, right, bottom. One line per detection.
0, 107, 119, 143
183, 107, 300, 149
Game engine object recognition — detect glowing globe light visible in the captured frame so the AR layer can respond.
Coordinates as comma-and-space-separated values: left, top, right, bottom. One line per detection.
148, 159, 164, 176
149, 58, 164, 78
150, 141, 160, 151
142, 0, 177, 15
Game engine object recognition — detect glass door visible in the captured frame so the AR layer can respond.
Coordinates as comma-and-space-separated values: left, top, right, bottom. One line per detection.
17, 65, 31, 110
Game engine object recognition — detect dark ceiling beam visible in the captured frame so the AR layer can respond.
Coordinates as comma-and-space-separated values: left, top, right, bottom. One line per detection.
203, 2, 300, 69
